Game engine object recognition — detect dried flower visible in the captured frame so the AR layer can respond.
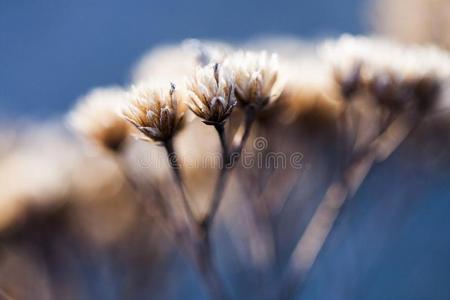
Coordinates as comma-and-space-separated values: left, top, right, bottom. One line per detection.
68, 87, 130, 152
320, 35, 450, 112
186, 63, 236, 125
279, 53, 343, 123
0, 125, 76, 231
122, 83, 185, 142
224, 51, 282, 109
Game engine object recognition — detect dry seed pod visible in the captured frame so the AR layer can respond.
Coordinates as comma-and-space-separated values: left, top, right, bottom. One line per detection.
321, 35, 450, 112
186, 63, 236, 125
68, 87, 131, 152
224, 51, 282, 110
122, 83, 186, 142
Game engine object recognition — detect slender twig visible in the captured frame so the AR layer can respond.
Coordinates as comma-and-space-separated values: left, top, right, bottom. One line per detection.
157, 105, 259, 300
201, 123, 230, 231
163, 139, 199, 231
231, 107, 257, 158
194, 235, 229, 300
215, 122, 229, 157
202, 107, 257, 231
233, 122, 285, 269
280, 111, 420, 300
111, 154, 175, 235
194, 107, 258, 299
163, 138, 230, 300
196, 113, 255, 299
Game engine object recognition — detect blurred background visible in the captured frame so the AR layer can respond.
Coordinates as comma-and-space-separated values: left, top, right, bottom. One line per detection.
0, 0, 366, 118
1, 1, 450, 300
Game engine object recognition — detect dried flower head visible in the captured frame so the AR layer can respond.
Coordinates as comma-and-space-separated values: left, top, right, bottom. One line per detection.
0, 125, 76, 231
68, 87, 131, 152
280, 53, 343, 123
186, 63, 237, 125
224, 51, 282, 109
122, 83, 185, 142
320, 35, 450, 112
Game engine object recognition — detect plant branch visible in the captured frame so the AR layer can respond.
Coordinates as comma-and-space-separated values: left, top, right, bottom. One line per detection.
202, 107, 258, 231
201, 123, 230, 231
163, 139, 199, 233
280, 111, 420, 300
231, 107, 257, 158
195, 107, 258, 299
164, 138, 230, 300
111, 153, 177, 240
194, 235, 230, 300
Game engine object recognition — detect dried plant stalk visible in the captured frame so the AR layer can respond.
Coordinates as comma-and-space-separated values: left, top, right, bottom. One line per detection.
281, 111, 421, 299
164, 138, 231, 300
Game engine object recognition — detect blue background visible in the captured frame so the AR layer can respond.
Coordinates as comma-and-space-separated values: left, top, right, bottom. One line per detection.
0, 0, 365, 118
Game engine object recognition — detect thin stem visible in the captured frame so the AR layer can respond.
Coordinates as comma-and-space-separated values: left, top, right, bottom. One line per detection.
202, 123, 230, 231
112, 153, 139, 191
195, 108, 257, 299
202, 107, 257, 231
280, 111, 419, 300
163, 139, 230, 300
163, 139, 198, 232
216, 123, 229, 157
231, 107, 256, 158
112, 153, 175, 240
195, 235, 230, 300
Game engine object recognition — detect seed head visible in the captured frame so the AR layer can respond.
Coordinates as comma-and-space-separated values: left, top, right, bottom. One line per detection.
280, 54, 343, 122
68, 87, 130, 152
122, 83, 185, 142
320, 35, 450, 112
224, 51, 282, 109
186, 63, 236, 125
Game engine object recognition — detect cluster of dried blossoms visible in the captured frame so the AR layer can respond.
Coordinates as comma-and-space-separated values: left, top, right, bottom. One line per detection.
321, 35, 450, 112
67, 36, 450, 300
69, 48, 282, 300
280, 36, 450, 299
122, 51, 280, 143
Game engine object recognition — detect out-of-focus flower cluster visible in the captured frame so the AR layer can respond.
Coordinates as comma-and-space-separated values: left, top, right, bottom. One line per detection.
321, 35, 450, 112
1, 34, 450, 299
2, 34, 450, 244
